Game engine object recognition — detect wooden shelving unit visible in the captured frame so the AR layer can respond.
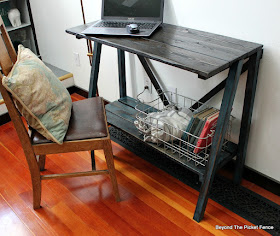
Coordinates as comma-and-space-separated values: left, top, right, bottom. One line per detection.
106, 96, 238, 182
0, 0, 40, 56
6, 22, 31, 32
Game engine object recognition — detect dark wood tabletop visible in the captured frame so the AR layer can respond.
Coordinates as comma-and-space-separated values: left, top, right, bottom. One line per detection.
66, 22, 262, 79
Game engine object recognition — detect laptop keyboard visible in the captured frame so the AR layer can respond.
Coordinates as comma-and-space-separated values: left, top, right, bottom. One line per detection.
95, 21, 156, 29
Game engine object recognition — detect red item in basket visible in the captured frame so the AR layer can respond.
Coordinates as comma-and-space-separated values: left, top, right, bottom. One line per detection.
194, 111, 219, 154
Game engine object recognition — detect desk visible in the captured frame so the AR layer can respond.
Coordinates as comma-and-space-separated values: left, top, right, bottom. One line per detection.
66, 23, 263, 222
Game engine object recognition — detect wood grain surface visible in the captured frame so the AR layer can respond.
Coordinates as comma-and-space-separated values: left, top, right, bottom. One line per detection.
66, 23, 262, 79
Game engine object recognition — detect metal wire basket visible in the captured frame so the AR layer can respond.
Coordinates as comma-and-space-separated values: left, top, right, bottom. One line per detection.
135, 91, 232, 167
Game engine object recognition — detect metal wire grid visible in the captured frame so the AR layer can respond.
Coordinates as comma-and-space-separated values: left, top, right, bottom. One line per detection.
135, 91, 232, 167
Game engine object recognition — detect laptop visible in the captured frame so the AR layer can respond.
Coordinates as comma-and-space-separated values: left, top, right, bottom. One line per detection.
82, 0, 164, 37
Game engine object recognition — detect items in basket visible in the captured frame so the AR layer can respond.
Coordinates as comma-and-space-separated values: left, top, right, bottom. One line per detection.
134, 105, 193, 143
194, 111, 219, 153
181, 107, 220, 154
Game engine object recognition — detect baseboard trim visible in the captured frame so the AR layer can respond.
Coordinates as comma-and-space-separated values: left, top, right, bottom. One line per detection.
70, 85, 89, 98
223, 160, 280, 196
0, 86, 278, 196
70, 85, 110, 105
0, 112, 12, 125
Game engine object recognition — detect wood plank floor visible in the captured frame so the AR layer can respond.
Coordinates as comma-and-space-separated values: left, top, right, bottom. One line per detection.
0, 93, 278, 236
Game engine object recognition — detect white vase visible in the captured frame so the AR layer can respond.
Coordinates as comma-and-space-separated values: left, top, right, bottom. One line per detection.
8, 8, 21, 28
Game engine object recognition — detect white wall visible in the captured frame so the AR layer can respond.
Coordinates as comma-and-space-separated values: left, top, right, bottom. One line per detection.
29, 0, 280, 183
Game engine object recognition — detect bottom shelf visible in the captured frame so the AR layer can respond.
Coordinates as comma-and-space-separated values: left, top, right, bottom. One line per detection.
106, 96, 238, 181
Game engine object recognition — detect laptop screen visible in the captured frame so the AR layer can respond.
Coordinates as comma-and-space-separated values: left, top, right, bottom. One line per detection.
103, 0, 163, 19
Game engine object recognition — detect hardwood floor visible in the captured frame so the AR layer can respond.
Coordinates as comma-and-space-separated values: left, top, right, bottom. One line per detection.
0, 93, 277, 235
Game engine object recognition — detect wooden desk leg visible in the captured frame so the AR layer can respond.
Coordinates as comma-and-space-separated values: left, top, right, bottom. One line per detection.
234, 50, 262, 185
88, 42, 102, 170
193, 60, 243, 222
88, 42, 102, 98
118, 49, 127, 98
91, 151, 96, 170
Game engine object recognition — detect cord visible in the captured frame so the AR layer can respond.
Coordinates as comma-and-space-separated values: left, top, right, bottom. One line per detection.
137, 86, 149, 102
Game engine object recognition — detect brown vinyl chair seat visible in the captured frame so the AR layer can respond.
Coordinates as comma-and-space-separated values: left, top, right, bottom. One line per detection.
31, 97, 108, 145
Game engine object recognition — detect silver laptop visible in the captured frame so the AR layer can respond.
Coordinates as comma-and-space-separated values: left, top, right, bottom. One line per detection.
82, 0, 164, 37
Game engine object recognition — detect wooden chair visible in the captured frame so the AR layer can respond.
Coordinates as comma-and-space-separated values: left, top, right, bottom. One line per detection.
0, 16, 120, 209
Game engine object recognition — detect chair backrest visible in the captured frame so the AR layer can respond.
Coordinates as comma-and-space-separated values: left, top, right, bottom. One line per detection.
0, 17, 17, 75
0, 16, 34, 155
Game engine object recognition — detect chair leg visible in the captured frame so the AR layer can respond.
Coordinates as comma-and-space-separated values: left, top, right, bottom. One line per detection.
38, 155, 46, 171
27, 154, 42, 209
103, 140, 120, 202
32, 176, 41, 209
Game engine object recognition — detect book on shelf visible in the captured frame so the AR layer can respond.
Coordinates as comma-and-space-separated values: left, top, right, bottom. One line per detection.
190, 119, 206, 144
181, 107, 218, 144
189, 108, 218, 144
181, 108, 215, 142
193, 111, 220, 154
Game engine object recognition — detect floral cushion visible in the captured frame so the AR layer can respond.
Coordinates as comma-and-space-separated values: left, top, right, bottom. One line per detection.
2, 45, 72, 144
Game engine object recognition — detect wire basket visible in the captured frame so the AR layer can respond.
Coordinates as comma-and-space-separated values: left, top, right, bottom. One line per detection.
135, 91, 232, 167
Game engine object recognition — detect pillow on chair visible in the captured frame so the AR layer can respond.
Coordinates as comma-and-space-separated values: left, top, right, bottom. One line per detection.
2, 45, 72, 144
